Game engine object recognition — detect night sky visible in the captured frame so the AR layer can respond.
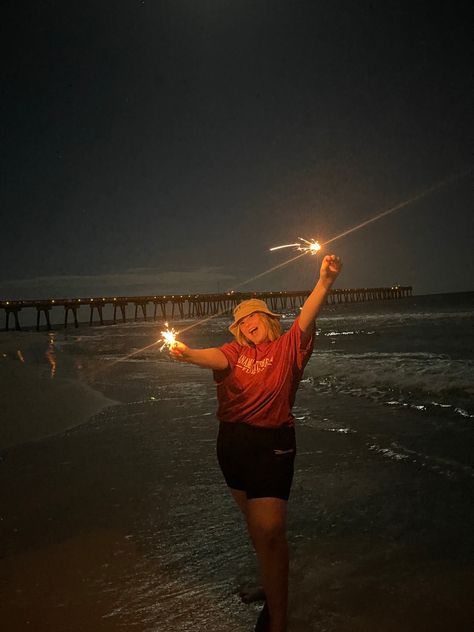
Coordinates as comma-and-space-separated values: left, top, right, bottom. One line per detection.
2, 1, 472, 299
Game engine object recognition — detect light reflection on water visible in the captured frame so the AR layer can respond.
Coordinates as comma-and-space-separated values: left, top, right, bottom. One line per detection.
45, 333, 57, 378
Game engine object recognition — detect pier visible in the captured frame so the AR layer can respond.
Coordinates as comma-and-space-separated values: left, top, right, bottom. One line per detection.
1, 287, 412, 331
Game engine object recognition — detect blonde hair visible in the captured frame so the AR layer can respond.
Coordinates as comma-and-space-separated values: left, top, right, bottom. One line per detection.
234, 312, 282, 347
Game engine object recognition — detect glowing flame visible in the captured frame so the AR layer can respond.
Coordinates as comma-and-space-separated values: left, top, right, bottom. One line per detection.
270, 237, 321, 255
159, 323, 179, 351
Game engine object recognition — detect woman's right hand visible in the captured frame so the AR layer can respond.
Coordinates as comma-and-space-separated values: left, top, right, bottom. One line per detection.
169, 340, 191, 362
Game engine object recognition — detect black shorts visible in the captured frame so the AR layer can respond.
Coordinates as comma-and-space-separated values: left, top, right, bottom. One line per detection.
216, 421, 296, 501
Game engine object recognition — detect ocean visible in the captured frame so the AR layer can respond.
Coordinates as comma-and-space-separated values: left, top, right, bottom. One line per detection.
1, 292, 473, 631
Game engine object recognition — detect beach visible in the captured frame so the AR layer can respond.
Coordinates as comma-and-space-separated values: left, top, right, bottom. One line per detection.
1, 292, 473, 631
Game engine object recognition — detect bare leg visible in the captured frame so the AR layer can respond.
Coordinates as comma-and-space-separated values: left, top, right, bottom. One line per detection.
246, 498, 288, 632
229, 490, 267, 604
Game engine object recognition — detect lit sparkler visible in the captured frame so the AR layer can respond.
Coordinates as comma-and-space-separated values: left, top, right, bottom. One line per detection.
270, 237, 321, 255
159, 322, 179, 351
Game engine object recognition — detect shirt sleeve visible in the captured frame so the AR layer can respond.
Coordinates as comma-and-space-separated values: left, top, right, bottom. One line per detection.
212, 341, 241, 383
286, 316, 315, 369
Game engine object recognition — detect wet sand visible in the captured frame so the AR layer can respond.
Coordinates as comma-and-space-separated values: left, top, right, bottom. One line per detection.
0, 333, 116, 449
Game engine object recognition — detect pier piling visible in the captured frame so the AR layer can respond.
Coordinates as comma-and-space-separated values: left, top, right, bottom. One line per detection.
64, 306, 79, 328
36, 306, 52, 331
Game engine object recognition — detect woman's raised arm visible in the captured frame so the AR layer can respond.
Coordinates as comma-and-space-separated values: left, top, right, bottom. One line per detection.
299, 255, 342, 336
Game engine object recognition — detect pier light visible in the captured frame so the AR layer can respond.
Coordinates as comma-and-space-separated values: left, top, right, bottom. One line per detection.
102, 298, 105, 301
78, 299, 81, 302
6, 301, 9, 305
90, 298, 93, 302
51, 299, 55, 303
114, 297, 117, 301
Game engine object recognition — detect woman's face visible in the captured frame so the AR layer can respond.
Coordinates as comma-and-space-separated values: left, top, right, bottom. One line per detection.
238, 312, 270, 345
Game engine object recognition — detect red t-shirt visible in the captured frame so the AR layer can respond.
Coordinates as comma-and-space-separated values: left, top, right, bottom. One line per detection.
213, 317, 315, 428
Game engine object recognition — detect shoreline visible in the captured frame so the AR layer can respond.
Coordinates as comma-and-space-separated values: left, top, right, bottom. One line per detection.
0, 332, 118, 451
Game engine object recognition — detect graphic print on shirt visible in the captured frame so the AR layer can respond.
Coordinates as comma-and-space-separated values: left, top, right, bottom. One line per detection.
236, 353, 274, 375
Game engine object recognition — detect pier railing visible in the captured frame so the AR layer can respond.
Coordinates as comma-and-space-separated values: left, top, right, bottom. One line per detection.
1, 286, 412, 331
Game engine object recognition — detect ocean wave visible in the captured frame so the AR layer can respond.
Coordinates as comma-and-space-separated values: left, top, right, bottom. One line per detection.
318, 310, 474, 324
368, 440, 474, 480
292, 405, 357, 434
306, 351, 474, 416
323, 329, 376, 337
384, 399, 473, 419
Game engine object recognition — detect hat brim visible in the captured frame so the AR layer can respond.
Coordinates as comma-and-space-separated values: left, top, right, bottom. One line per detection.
229, 309, 280, 335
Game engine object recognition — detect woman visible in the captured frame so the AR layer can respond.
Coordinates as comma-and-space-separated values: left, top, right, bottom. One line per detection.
170, 254, 342, 632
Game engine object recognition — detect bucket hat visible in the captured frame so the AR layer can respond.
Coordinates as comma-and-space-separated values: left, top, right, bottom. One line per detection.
228, 299, 280, 335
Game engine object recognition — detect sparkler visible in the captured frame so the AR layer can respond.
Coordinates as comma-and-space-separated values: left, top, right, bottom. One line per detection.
159, 322, 179, 351
270, 237, 321, 255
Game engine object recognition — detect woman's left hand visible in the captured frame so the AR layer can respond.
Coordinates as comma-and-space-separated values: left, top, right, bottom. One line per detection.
320, 255, 342, 285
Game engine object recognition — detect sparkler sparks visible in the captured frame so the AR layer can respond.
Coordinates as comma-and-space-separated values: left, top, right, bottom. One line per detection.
159, 323, 179, 351
270, 237, 321, 255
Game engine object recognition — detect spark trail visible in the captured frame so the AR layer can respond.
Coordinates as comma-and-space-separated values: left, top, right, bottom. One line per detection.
95, 249, 308, 368
176, 251, 307, 336
178, 167, 472, 339
321, 167, 472, 247
99, 339, 159, 371
97, 166, 471, 368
